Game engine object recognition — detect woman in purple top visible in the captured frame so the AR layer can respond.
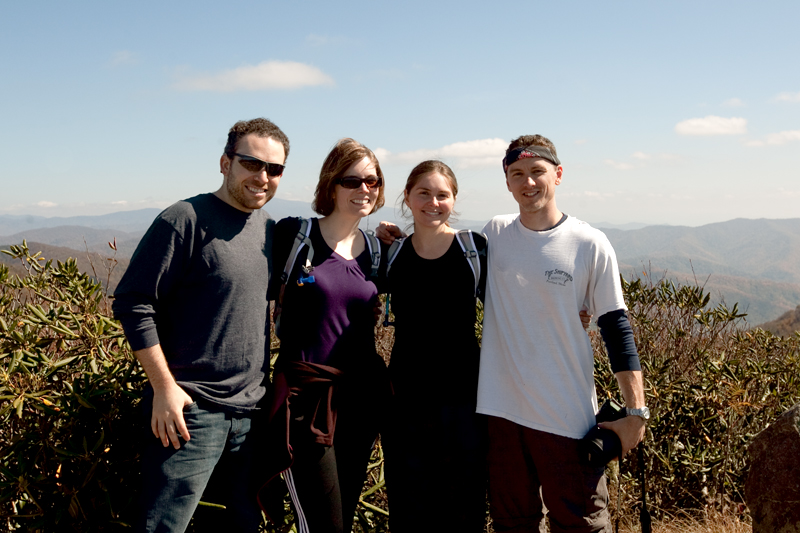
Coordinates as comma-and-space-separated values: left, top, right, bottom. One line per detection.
270, 138, 390, 533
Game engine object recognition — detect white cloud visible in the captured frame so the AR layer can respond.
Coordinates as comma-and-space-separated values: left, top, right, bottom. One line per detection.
631, 151, 650, 160
376, 138, 507, 169
111, 200, 128, 205
37, 201, 57, 208
603, 159, 634, 170
674, 116, 747, 136
172, 61, 335, 92
775, 91, 800, 102
721, 98, 744, 107
745, 130, 800, 147
109, 50, 138, 67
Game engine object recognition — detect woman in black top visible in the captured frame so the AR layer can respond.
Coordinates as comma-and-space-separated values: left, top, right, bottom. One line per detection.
382, 160, 488, 533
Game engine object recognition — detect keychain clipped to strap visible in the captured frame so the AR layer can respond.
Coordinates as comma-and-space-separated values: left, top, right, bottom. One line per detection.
297, 252, 315, 286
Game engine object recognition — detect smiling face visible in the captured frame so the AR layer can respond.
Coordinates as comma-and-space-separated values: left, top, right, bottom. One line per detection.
217, 134, 285, 212
404, 171, 456, 230
332, 156, 380, 219
505, 157, 563, 228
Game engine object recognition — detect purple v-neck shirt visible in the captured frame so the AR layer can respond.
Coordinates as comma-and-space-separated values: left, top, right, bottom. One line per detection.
272, 217, 379, 372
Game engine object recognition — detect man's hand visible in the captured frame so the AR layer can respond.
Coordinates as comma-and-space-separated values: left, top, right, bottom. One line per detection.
604, 369, 647, 457
151, 382, 194, 449
376, 221, 405, 245
579, 309, 592, 330
133, 344, 194, 449
598, 414, 646, 457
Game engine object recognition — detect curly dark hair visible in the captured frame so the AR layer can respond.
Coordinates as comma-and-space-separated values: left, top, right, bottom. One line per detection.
223, 118, 290, 161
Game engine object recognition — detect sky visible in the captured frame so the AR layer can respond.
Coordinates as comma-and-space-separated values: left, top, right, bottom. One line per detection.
1, 1, 799, 227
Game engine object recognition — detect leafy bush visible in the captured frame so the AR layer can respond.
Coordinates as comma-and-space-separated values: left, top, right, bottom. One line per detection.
3, 244, 799, 531
0, 242, 147, 531
595, 275, 800, 519
0, 244, 391, 532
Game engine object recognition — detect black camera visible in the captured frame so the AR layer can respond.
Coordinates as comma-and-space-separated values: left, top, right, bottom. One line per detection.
579, 398, 626, 468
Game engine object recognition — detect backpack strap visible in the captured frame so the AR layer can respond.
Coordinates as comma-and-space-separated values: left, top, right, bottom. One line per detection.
280, 218, 315, 285
455, 229, 481, 297
362, 229, 382, 280
274, 218, 314, 335
382, 237, 406, 327
384, 237, 406, 279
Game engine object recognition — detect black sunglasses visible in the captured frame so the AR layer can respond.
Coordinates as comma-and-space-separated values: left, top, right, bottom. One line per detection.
234, 153, 285, 177
334, 175, 383, 189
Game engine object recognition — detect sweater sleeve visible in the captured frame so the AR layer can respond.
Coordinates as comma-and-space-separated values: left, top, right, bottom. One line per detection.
597, 309, 641, 373
111, 217, 189, 351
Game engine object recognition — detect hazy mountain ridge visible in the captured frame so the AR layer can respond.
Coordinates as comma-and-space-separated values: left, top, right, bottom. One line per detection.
0, 226, 144, 258
1, 210, 797, 325
604, 218, 800, 325
603, 218, 800, 284
0, 242, 130, 291
759, 305, 800, 337
0, 209, 163, 235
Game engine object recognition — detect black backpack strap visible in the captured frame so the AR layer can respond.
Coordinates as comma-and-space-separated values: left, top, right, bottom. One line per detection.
455, 229, 481, 297
274, 218, 314, 335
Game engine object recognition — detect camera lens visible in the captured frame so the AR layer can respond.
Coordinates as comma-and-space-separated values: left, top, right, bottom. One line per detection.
579, 425, 621, 468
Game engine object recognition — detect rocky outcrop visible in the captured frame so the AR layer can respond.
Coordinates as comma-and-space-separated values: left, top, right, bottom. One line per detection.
746, 403, 800, 532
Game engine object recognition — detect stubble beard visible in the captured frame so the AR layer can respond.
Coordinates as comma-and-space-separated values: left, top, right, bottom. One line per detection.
226, 173, 272, 210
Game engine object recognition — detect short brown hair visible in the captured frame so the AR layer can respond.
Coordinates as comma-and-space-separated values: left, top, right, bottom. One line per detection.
223, 118, 290, 161
507, 135, 558, 161
399, 160, 459, 222
313, 138, 385, 216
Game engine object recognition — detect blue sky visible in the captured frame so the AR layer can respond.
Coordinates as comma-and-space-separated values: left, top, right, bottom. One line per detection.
1, 1, 799, 226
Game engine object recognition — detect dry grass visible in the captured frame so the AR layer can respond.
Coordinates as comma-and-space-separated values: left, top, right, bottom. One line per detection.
616, 509, 751, 533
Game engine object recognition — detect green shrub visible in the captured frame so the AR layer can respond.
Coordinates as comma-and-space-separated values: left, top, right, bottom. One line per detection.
3, 244, 799, 531
0, 242, 147, 531
595, 275, 800, 519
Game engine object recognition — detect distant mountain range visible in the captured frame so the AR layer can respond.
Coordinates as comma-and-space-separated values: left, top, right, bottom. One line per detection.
0, 242, 130, 292
603, 218, 800, 327
2, 206, 798, 326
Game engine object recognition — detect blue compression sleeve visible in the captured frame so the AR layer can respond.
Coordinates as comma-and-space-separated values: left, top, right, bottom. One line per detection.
597, 309, 641, 373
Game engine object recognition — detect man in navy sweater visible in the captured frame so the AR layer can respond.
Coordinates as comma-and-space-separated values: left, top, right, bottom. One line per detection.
113, 118, 289, 532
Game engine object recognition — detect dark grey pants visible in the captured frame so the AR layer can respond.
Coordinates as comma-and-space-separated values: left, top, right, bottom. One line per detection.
487, 416, 610, 533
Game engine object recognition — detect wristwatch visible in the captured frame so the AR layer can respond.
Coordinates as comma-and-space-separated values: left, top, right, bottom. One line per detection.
626, 406, 651, 421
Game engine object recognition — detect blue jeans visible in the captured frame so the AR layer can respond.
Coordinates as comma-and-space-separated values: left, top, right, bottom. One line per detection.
138, 399, 262, 533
